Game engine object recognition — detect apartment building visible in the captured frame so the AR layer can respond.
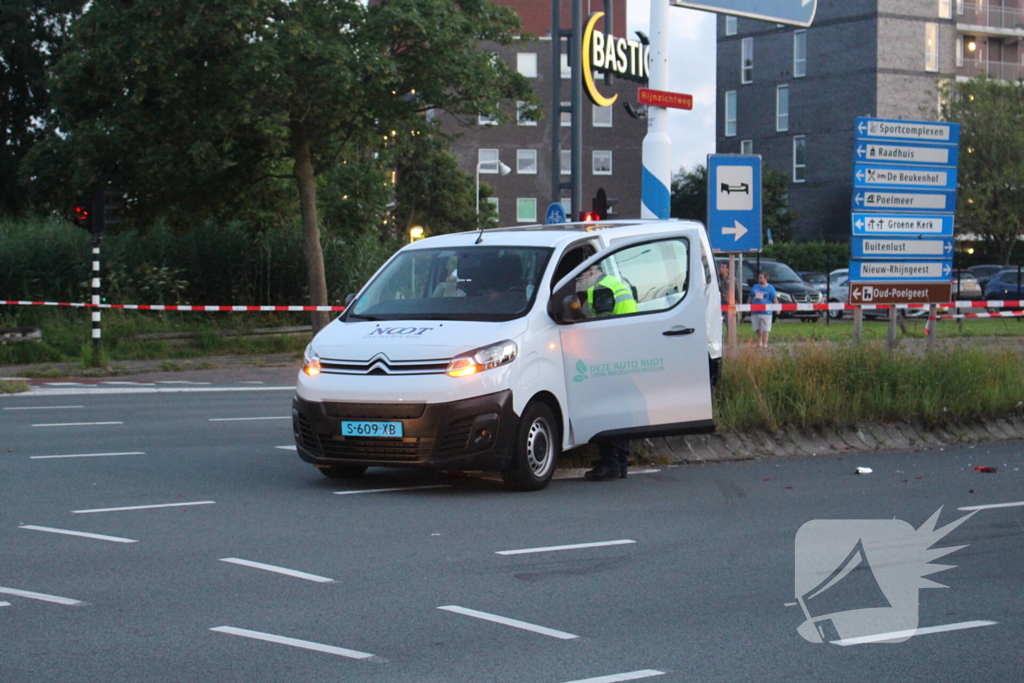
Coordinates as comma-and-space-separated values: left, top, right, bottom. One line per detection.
715, 1, 1020, 241
439, 0, 645, 225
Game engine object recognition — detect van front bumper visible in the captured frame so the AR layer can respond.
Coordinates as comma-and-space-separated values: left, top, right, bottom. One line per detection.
292, 390, 516, 471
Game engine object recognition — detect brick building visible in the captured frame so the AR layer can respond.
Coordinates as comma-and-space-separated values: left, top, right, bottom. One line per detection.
440, 1, 646, 225
715, 0, 1020, 242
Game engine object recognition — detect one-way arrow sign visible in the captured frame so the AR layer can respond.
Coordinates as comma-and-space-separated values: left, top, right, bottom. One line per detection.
670, 0, 817, 27
722, 220, 748, 241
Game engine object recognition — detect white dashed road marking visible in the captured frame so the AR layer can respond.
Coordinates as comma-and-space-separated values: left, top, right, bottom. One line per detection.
275, 445, 297, 451
496, 539, 636, 556
31, 421, 123, 427
72, 501, 215, 514
958, 501, 1024, 511
220, 558, 334, 583
334, 485, 451, 495
210, 626, 374, 659
560, 671, 666, 683
3, 405, 84, 410
208, 416, 290, 422
18, 525, 137, 544
832, 620, 998, 646
0, 587, 82, 605
438, 605, 578, 640
31, 451, 145, 460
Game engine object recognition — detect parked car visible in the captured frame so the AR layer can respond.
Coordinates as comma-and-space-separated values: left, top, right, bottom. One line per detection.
951, 270, 983, 300
716, 257, 823, 321
828, 268, 849, 290
968, 264, 1005, 293
984, 268, 1024, 299
798, 271, 828, 294
826, 277, 850, 320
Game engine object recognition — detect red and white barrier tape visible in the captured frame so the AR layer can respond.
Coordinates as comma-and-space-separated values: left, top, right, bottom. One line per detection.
3, 299, 1023, 316
1, 301, 347, 312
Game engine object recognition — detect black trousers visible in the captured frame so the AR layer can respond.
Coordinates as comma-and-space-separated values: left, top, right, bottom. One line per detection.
598, 436, 630, 471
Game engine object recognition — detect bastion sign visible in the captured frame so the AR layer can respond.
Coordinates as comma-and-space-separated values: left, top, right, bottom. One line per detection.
582, 12, 650, 107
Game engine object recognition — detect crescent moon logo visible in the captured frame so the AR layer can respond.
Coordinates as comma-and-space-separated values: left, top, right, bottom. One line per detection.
583, 13, 617, 108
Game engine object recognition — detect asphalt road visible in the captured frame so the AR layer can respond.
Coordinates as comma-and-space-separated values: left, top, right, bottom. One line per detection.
1, 374, 1021, 682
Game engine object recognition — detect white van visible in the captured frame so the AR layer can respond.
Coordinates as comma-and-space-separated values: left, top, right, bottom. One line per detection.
292, 219, 723, 491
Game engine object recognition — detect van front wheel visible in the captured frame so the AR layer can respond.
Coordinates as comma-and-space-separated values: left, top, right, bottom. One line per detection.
501, 402, 560, 492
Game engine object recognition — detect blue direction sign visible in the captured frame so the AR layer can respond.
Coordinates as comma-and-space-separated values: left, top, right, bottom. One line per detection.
855, 140, 959, 168
851, 213, 955, 237
545, 202, 567, 225
669, 0, 817, 27
852, 188, 957, 213
853, 163, 957, 191
707, 154, 762, 253
848, 260, 953, 282
851, 237, 954, 260
855, 117, 960, 145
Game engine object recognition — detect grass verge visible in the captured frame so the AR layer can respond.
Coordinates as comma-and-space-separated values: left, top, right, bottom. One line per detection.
715, 344, 1024, 432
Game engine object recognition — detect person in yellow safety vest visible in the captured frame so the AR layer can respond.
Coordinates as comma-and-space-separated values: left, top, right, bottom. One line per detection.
580, 264, 638, 317
575, 263, 637, 480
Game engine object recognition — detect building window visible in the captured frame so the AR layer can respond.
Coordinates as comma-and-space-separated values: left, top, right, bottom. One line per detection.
956, 0, 964, 15
794, 30, 806, 78
793, 136, 806, 183
593, 104, 612, 127
939, 0, 952, 19
560, 52, 571, 79
956, 36, 964, 67
725, 15, 737, 36
925, 23, 938, 72
517, 53, 537, 78
478, 148, 499, 173
776, 85, 790, 132
487, 197, 499, 217
561, 102, 571, 127
741, 37, 753, 83
478, 114, 498, 126
724, 91, 737, 137
517, 101, 538, 126
561, 149, 571, 175
593, 150, 612, 175
741, 140, 753, 154
517, 198, 537, 223
560, 197, 572, 217
517, 149, 537, 174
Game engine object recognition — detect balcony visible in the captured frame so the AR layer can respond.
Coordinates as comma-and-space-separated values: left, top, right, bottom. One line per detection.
956, 58, 1024, 80
958, 2, 1024, 35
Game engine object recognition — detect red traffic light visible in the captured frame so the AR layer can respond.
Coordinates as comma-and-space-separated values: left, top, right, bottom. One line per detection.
72, 202, 93, 230
580, 212, 600, 222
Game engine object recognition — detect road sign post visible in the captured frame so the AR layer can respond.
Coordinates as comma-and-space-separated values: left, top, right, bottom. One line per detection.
707, 154, 762, 253
849, 117, 960, 348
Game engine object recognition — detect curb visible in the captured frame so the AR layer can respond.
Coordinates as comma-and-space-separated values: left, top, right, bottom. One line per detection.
642, 417, 1023, 464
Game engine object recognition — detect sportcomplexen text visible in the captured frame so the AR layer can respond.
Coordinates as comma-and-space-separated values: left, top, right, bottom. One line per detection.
867, 121, 951, 140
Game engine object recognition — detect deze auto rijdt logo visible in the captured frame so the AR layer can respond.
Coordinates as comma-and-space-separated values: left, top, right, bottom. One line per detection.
364, 326, 434, 338
573, 357, 665, 382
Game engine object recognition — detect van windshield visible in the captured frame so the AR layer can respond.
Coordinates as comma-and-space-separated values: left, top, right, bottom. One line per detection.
346, 246, 553, 322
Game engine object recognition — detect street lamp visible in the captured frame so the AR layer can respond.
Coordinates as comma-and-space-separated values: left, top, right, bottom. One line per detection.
476, 159, 512, 214
409, 226, 424, 242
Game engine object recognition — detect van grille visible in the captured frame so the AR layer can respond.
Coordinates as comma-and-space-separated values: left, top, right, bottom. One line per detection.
316, 435, 432, 461
437, 416, 475, 456
324, 403, 425, 419
320, 353, 448, 376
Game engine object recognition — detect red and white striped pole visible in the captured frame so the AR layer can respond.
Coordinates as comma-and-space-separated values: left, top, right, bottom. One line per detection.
91, 242, 101, 354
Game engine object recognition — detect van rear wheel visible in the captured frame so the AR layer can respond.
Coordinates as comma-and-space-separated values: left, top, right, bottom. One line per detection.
502, 402, 560, 492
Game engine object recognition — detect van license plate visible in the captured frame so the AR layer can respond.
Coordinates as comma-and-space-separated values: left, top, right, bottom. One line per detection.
342, 421, 404, 438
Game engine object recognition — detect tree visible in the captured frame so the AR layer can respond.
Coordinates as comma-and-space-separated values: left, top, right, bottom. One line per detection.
26, 0, 535, 331
939, 77, 1024, 265
670, 163, 797, 242
0, 0, 82, 216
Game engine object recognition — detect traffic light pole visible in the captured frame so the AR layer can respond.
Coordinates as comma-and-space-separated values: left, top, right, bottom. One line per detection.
91, 238, 102, 358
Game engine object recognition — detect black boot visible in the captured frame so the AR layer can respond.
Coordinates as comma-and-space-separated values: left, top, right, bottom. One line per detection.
584, 463, 619, 481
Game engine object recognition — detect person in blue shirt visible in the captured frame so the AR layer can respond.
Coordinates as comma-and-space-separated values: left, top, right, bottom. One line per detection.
749, 271, 778, 349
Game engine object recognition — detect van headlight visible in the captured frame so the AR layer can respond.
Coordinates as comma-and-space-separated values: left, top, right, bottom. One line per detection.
446, 340, 517, 378
302, 344, 322, 377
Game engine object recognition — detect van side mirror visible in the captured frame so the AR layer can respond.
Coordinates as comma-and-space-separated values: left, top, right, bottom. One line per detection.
548, 292, 584, 324
344, 293, 356, 306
